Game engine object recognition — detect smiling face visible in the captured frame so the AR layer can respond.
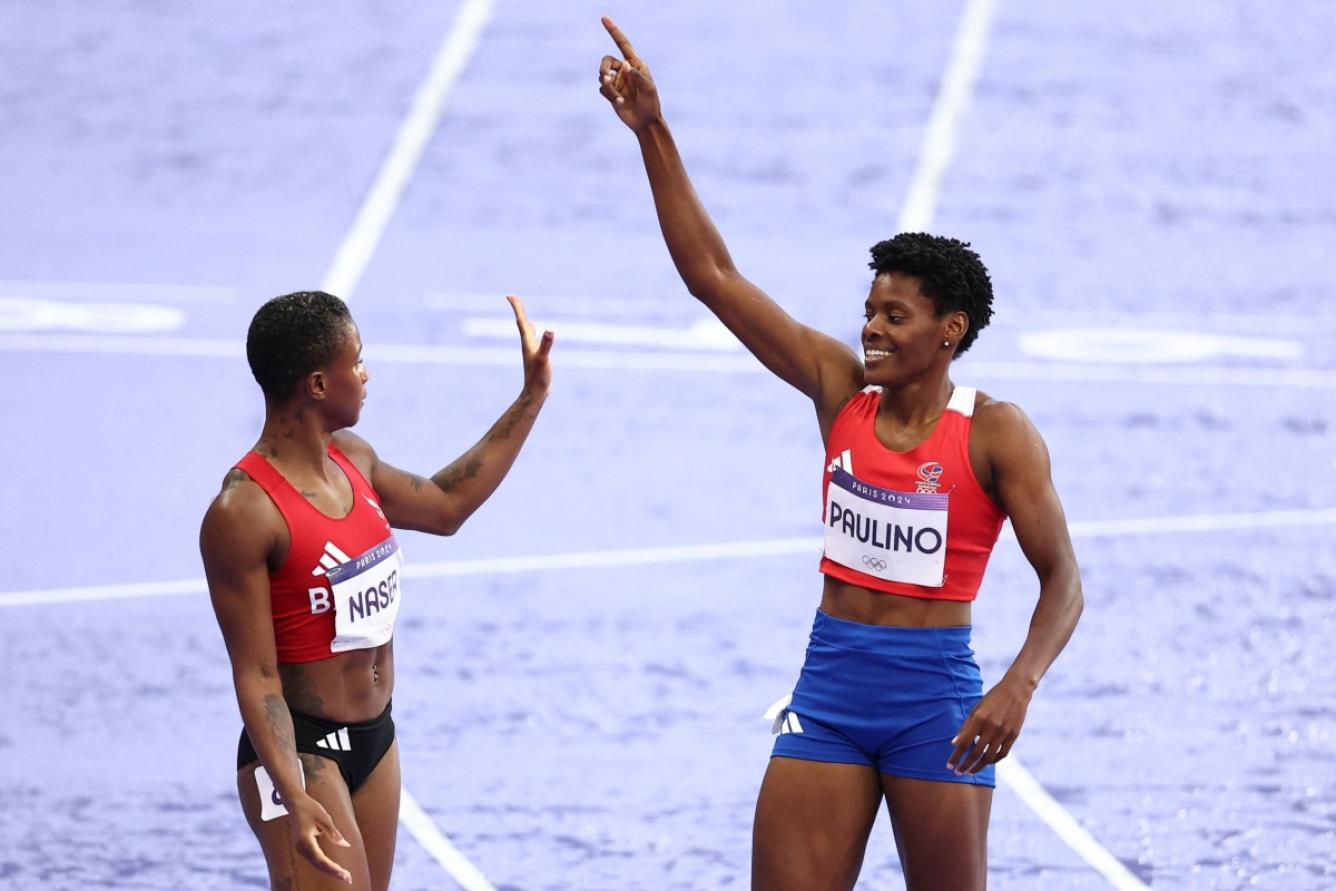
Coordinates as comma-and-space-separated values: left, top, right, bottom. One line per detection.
861, 272, 968, 387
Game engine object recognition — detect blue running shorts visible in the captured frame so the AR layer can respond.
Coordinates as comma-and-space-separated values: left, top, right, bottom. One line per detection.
770, 610, 995, 787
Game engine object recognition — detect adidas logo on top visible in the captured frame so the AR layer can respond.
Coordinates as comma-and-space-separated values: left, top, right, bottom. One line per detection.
364, 495, 389, 527
827, 449, 853, 475
310, 541, 352, 578
315, 727, 352, 752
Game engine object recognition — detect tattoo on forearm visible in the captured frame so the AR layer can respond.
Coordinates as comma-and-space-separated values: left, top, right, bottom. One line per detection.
433, 456, 483, 492
263, 693, 295, 750
486, 394, 538, 444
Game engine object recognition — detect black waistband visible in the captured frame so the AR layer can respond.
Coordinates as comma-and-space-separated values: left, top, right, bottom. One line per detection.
287, 698, 392, 734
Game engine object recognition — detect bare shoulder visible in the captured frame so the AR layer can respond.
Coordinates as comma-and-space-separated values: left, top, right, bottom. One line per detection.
332, 429, 378, 478
200, 469, 282, 560
970, 391, 1050, 477
972, 390, 1038, 435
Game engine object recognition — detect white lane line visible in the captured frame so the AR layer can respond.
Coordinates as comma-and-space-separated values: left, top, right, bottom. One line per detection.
462, 315, 740, 352
5, 507, 1335, 609
320, 0, 495, 302
5, 332, 1336, 387
399, 788, 499, 891
999, 758, 1151, 890
0, 281, 236, 305
964, 360, 1336, 389
897, 0, 998, 233
324, 4, 499, 885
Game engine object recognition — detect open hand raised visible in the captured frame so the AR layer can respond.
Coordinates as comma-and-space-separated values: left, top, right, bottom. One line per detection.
597, 16, 661, 132
507, 295, 554, 395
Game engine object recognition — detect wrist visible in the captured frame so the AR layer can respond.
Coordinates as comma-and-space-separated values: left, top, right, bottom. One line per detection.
1001, 668, 1040, 697
634, 116, 669, 140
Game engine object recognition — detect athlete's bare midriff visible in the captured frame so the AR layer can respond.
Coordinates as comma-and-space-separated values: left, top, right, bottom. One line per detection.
821, 576, 973, 627
278, 640, 394, 723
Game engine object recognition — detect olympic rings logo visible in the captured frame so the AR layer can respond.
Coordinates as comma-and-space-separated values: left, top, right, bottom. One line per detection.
862, 556, 887, 570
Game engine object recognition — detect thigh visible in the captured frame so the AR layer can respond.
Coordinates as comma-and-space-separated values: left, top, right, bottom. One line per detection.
880, 773, 992, 891
351, 739, 401, 891
752, 756, 883, 891
238, 753, 373, 891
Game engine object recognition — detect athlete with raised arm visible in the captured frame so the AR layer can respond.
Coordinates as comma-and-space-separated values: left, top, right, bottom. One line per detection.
597, 18, 1082, 891
201, 290, 552, 889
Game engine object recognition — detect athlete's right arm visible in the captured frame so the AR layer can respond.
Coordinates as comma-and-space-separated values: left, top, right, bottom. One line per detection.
200, 474, 353, 884
598, 17, 863, 425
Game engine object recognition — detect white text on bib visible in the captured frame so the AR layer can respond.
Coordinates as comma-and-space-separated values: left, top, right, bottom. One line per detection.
327, 537, 403, 653
823, 468, 948, 587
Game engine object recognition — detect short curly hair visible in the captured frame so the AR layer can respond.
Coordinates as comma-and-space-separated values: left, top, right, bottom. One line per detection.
246, 291, 352, 402
868, 233, 994, 356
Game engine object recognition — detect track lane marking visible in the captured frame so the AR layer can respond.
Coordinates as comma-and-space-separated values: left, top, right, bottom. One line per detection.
4, 333, 1334, 387
399, 789, 499, 891
999, 758, 1150, 890
897, 0, 998, 233
318, 0, 500, 886
5, 507, 1334, 607
7, 506, 1327, 885
320, 0, 495, 303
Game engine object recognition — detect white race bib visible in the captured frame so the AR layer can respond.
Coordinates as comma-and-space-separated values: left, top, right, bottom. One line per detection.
255, 761, 305, 822
823, 468, 948, 587
327, 537, 403, 653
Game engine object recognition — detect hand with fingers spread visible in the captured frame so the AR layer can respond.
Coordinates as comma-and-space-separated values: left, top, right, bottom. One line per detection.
507, 295, 554, 395
598, 16, 661, 132
286, 792, 354, 884
946, 675, 1032, 775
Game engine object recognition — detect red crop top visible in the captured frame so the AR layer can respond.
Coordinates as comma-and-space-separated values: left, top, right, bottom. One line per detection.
819, 386, 1005, 601
235, 444, 400, 663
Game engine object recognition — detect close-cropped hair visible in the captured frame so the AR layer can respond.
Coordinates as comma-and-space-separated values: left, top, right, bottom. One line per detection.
246, 290, 352, 402
868, 233, 994, 356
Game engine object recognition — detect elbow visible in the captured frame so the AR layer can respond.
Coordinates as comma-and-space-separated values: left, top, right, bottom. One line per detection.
431, 509, 463, 537
1065, 573, 1085, 625
683, 265, 737, 302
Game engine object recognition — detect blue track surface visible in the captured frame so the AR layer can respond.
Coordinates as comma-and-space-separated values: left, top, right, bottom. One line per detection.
2, 2, 1334, 889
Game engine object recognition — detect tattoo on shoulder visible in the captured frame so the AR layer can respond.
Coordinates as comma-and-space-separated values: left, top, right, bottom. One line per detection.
222, 468, 250, 491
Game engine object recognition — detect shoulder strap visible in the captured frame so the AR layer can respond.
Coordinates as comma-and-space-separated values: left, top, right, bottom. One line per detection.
328, 443, 377, 501
234, 451, 288, 493
946, 386, 976, 417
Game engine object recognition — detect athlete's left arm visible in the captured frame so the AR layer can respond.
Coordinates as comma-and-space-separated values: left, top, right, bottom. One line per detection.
948, 401, 1084, 775
338, 296, 554, 536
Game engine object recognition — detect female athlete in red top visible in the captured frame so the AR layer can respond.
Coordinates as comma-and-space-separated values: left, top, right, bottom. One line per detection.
598, 18, 1082, 891
200, 291, 553, 889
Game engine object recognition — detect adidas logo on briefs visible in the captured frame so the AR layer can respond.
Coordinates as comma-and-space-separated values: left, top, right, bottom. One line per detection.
827, 449, 853, 475
310, 541, 352, 577
315, 727, 352, 752
776, 712, 804, 735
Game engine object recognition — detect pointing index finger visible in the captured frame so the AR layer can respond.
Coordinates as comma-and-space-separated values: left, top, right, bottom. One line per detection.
601, 16, 640, 64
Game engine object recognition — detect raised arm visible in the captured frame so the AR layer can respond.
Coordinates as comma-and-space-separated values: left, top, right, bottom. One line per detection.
598, 17, 862, 424
200, 477, 352, 883
947, 401, 1084, 775
338, 296, 553, 535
